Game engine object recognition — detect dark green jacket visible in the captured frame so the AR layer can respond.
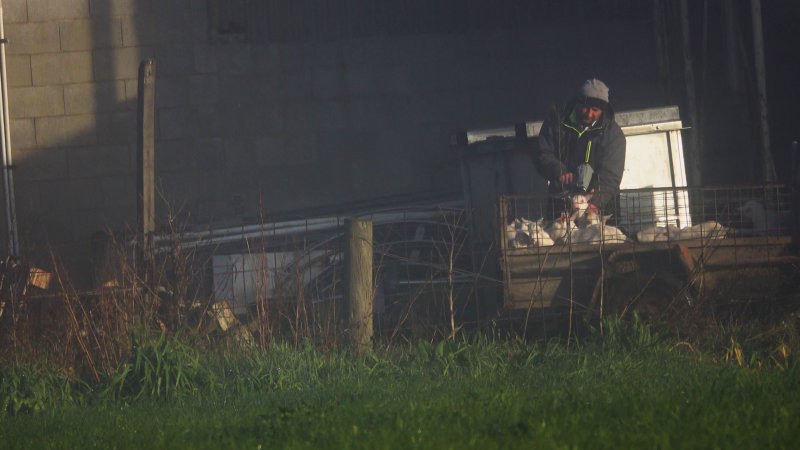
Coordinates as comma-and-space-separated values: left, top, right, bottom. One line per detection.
533, 99, 627, 209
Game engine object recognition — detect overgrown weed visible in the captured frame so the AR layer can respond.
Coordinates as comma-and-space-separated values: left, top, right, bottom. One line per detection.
0, 198, 797, 419
102, 329, 213, 401
0, 364, 86, 417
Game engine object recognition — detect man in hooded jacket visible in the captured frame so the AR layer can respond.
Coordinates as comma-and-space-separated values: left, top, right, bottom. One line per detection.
533, 78, 627, 217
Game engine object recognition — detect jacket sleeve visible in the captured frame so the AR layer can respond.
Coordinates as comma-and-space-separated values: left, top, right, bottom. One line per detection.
532, 115, 567, 184
590, 122, 626, 209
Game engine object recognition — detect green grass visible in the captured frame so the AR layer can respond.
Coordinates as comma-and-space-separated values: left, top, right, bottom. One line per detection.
1, 330, 798, 449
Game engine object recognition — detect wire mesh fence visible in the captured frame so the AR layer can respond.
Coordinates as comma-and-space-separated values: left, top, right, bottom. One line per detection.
196, 204, 479, 340
498, 184, 799, 323
502, 184, 794, 248
3, 184, 796, 354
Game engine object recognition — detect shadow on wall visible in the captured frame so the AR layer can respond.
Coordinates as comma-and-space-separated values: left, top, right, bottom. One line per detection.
7, 1, 154, 284
4, 1, 668, 289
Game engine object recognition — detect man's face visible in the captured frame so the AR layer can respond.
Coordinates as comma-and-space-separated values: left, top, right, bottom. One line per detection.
577, 105, 603, 126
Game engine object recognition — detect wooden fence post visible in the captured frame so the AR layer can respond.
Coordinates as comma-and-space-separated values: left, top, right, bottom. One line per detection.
137, 59, 156, 269
344, 218, 373, 353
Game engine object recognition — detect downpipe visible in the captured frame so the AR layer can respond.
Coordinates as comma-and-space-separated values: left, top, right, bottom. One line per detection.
0, 0, 18, 259
792, 140, 799, 254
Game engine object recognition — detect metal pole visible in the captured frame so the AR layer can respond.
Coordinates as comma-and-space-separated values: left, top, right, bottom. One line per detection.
679, 0, 702, 186
0, 1, 19, 258
792, 140, 799, 252
750, 0, 777, 182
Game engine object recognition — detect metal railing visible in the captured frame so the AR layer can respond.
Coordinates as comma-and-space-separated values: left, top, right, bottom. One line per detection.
501, 184, 795, 248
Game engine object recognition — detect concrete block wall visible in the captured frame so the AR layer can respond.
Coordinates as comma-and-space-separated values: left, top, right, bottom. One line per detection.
4, 0, 660, 283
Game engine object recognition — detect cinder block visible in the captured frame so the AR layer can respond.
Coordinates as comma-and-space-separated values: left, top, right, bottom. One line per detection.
189, 74, 219, 105
154, 139, 193, 172
254, 133, 318, 166
28, 0, 90, 22
404, 60, 462, 94
282, 69, 313, 99
189, 0, 207, 12
345, 64, 387, 97
284, 101, 313, 134
120, 15, 152, 46
156, 0, 199, 18
193, 45, 218, 74
13, 147, 69, 181
401, 33, 464, 65
243, 104, 283, 136
253, 135, 287, 166
190, 9, 208, 41
35, 115, 98, 148
100, 175, 136, 212
405, 93, 451, 125
192, 105, 223, 138
67, 144, 131, 177
5, 23, 61, 55
253, 69, 284, 104
75, 207, 135, 242
1, 0, 28, 23
312, 67, 347, 100
255, 163, 303, 198
10, 119, 36, 150
218, 45, 254, 74
342, 37, 405, 67
93, 46, 155, 81
218, 73, 256, 105
382, 65, 416, 95
64, 81, 129, 114
298, 41, 341, 69
124, 79, 139, 103
9, 86, 65, 118
18, 210, 75, 245
60, 18, 123, 51
96, 111, 136, 145
38, 177, 104, 213
215, 103, 276, 138
122, 13, 192, 47
428, 91, 476, 128
277, 43, 305, 74
347, 96, 402, 131
313, 100, 349, 130
391, 35, 435, 66
253, 45, 284, 74
153, 45, 194, 76
13, 180, 42, 214
126, 142, 136, 175
284, 134, 319, 165
221, 137, 248, 159
315, 129, 375, 160
90, 0, 152, 17
157, 107, 193, 140
6, 55, 32, 87
155, 170, 205, 213
191, 138, 226, 171
350, 155, 425, 196
155, 76, 190, 108
31, 52, 94, 85
260, 162, 349, 209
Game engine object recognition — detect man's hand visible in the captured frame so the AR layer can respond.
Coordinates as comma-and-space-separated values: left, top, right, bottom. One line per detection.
559, 172, 575, 185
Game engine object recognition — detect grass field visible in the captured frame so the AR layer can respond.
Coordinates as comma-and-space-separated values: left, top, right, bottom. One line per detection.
2, 325, 798, 450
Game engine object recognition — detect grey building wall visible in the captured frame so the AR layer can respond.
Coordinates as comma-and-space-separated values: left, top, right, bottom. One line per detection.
3, 0, 660, 283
